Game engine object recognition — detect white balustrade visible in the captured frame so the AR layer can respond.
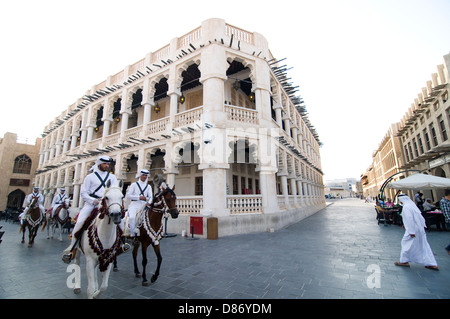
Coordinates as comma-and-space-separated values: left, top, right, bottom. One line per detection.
225, 24, 254, 44
145, 117, 170, 135
177, 196, 203, 215
225, 105, 258, 124
227, 195, 262, 214
124, 125, 142, 139
175, 106, 203, 127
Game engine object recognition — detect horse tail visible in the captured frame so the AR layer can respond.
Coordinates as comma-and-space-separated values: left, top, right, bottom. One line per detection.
41, 217, 47, 232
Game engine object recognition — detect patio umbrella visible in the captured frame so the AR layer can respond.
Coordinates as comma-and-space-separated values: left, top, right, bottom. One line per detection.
387, 173, 450, 190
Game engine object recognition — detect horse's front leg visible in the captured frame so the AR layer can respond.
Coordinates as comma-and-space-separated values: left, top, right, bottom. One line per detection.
99, 263, 113, 294
50, 220, 55, 239
57, 223, 63, 241
21, 226, 26, 244
141, 242, 149, 286
46, 216, 51, 239
113, 256, 118, 272
132, 242, 141, 277
151, 243, 162, 283
28, 226, 37, 247
86, 257, 99, 299
73, 249, 81, 294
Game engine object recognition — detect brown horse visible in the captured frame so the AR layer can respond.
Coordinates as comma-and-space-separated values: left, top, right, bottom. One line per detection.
20, 197, 43, 247
133, 183, 179, 286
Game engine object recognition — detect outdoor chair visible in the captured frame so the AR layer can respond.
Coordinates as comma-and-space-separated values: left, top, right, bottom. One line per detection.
375, 206, 389, 226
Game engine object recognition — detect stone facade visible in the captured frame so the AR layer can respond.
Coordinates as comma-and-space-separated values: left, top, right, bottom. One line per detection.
35, 18, 325, 237
362, 52, 450, 203
0, 132, 41, 211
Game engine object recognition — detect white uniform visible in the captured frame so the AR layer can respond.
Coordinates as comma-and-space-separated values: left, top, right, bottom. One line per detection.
68, 157, 119, 248
398, 194, 438, 267
20, 190, 45, 222
51, 191, 67, 217
126, 170, 153, 236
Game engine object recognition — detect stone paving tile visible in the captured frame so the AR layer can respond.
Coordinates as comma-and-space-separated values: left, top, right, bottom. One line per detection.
1, 198, 449, 300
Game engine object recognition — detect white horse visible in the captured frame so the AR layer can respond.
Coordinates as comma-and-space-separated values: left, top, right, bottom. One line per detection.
71, 180, 124, 299
42, 197, 71, 241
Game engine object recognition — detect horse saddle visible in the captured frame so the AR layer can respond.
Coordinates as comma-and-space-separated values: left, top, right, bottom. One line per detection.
73, 208, 100, 240
123, 206, 146, 237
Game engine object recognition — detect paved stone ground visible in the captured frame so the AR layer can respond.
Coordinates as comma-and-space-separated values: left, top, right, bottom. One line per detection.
0, 198, 449, 299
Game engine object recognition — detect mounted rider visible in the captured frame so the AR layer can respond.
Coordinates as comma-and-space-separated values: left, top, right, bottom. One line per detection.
62, 155, 128, 263
125, 169, 153, 241
19, 186, 45, 223
50, 188, 68, 218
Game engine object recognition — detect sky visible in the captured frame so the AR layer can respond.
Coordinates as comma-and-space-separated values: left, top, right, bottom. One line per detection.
1, 0, 450, 181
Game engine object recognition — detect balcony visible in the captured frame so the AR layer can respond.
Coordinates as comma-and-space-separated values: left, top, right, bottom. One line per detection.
225, 104, 258, 125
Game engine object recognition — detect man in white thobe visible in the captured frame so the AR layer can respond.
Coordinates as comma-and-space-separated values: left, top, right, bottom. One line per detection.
20, 186, 45, 223
50, 188, 68, 218
395, 194, 439, 270
62, 155, 126, 263
125, 169, 153, 240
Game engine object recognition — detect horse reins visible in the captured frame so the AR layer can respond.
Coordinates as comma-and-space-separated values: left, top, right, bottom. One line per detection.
98, 197, 125, 222
150, 189, 177, 215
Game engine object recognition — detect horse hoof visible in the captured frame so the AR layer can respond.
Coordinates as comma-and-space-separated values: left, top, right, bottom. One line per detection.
135, 273, 141, 278
28, 244, 33, 248
142, 281, 149, 287
73, 288, 81, 294
113, 267, 118, 272
151, 275, 158, 283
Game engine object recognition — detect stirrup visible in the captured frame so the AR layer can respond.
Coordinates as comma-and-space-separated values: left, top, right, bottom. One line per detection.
116, 243, 131, 257
62, 252, 73, 264
122, 243, 131, 253
62, 247, 77, 264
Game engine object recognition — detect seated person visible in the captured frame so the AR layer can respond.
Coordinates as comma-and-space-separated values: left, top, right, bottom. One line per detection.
384, 198, 394, 208
423, 198, 436, 212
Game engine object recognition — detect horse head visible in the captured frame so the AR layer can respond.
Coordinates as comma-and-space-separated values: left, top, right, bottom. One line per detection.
160, 183, 179, 219
30, 196, 39, 209
63, 197, 71, 208
100, 180, 124, 225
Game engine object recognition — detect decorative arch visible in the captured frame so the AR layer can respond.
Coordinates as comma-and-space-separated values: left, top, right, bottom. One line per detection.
148, 148, 166, 174
13, 154, 32, 174
173, 141, 201, 165
126, 85, 144, 109
149, 74, 170, 101
7, 189, 25, 209
64, 121, 73, 139
226, 56, 256, 85
176, 59, 202, 91
103, 94, 122, 120
66, 166, 75, 185
90, 103, 104, 124
227, 138, 258, 165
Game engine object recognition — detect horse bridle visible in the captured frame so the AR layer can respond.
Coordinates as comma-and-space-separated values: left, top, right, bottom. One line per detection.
151, 189, 177, 215
99, 195, 125, 220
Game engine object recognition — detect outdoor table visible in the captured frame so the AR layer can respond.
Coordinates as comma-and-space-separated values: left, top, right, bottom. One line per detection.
423, 210, 447, 231
384, 206, 402, 225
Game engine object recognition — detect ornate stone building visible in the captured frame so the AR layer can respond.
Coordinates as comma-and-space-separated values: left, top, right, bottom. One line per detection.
361, 124, 404, 201
0, 132, 41, 212
35, 18, 325, 237
362, 52, 450, 203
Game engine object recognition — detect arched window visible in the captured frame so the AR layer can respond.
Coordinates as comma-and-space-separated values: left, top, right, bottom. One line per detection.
13, 154, 32, 174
